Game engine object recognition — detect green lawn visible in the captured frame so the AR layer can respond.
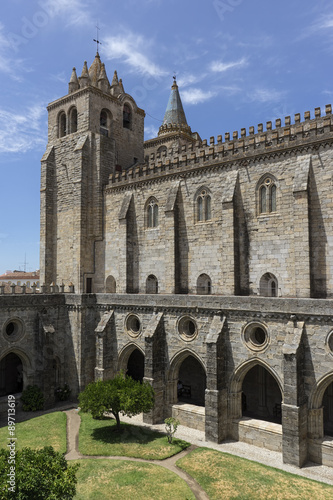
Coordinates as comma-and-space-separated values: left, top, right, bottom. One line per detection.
78, 411, 190, 459
177, 447, 333, 500
0, 412, 67, 453
73, 459, 195, 499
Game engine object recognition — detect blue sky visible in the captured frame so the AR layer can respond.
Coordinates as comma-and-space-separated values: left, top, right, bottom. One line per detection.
1, 0, 332, 273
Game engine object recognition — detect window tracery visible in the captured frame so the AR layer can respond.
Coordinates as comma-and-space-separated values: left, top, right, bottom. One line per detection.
147, 198, 158, 228
258, 177, 277, 214
196, 189, 211, 222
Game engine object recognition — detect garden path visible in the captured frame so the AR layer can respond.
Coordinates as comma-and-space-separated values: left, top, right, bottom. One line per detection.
64, 408, 209, 500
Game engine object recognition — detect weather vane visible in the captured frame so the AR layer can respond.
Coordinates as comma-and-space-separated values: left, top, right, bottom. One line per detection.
93, 23, 102, 54
173, 71, 177, 81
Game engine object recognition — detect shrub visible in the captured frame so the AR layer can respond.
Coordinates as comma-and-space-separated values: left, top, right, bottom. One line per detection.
55, 383, 71, 401
164, 417, 180, 444
21, 385, 44, 411
0, 446, 79, 499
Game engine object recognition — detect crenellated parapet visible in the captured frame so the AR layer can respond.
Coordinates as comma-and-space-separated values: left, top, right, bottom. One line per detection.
109, 104, 333, 187
0, 282, 75, 295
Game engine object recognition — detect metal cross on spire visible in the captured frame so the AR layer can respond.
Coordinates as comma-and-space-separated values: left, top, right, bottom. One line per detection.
93, 23, 102, 54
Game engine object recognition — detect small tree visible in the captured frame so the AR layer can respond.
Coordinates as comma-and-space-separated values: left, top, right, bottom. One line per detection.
164, 417, 180, 444
79, 373, 155, 430
0, 446, 79, 499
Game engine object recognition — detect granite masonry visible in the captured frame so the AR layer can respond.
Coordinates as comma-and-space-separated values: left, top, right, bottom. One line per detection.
1, 53, 333, 468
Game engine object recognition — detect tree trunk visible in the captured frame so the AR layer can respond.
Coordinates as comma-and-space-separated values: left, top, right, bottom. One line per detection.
113, 411, 121, 430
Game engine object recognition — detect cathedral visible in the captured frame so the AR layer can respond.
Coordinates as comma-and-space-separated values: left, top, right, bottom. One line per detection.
1, 51, 333, 468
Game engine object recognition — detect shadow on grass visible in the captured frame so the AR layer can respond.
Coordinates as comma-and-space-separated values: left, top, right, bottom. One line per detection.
90, 416, 187, 448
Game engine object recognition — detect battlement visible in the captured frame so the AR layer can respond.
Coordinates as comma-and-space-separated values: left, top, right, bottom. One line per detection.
0, 282, 75, 295
108, 105, 333, 187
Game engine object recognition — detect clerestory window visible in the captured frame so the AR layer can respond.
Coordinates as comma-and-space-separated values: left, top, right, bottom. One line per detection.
258, 177, 277, 214
147, 198, 158, 228
197, 189, 211, 222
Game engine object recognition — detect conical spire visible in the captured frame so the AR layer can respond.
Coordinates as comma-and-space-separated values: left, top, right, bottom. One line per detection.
98, 63, 110, 92
68, 67, 79, 93
119, 78, 125, 93
78, 61, 91, 88
88, 53, 102, 86
162, 78, 188, 127
111, 70, 119, 87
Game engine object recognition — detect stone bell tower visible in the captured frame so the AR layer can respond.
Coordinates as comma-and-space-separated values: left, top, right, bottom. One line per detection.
40, 53, 145, 292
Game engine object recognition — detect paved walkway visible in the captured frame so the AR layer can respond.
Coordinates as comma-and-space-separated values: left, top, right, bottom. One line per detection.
64, 409, 209, 500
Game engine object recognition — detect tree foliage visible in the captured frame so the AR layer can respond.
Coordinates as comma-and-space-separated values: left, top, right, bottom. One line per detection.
0, 446, 79, 499
79, 373, 155, 429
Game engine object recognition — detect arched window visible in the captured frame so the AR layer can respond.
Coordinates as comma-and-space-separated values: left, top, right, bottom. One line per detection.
100, 109, 111, 137
58, 111, 66, 138
196, 274, 212, 295
259, 273, 278, 297
196, 189, 211, 222
105, 275, 116, 293
258, 176, 277, 214
146, 275, 158, 294
69, 107, 77, 133
123, 104, 132, 129
147, 198, 158, 228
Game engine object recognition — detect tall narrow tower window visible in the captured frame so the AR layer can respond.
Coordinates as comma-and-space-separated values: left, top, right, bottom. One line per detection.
123, 104, 132, 129
100, 109, 111, 137
58, 112, 66, 138
69, 107, 77, 134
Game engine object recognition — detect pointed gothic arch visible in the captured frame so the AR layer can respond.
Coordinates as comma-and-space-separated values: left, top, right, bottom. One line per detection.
145, 197, 159, 228
196, 273, 212, 295
100, 108, 112, 137
168, 350, 206, 406
257, 174, 277, 215
308, 372, 333, 439
123, 103, 132, 129
194, 186, 212, 222
0, 349, 32, 396
68, 106, 78, 133
118, 343, 145, 378
58, 111, 66, 138
229, 359, 283, 421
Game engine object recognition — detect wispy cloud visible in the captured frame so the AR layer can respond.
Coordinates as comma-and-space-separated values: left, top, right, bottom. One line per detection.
210, 58, 247, 73
181, 88, 216, 105
40, 0, 92, 27
247, 88, 286, 103
0, 104, 46, 153
297, 12, 333, 41
144, 124, 159, 139
0, 23, 26, 80
177, 73, 206, 88
102, 31, 166, 77
312, 14, 333, 31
